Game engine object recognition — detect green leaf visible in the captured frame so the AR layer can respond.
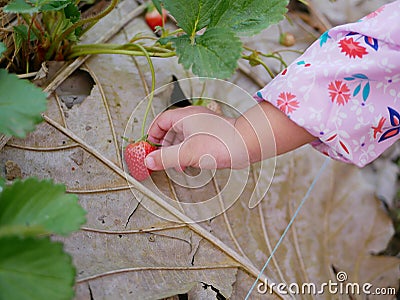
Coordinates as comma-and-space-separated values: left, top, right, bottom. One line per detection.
0, 69, 47, 138
61, 19, 79, 42
209, 0, 289, 36
64, 2, 81, 24
3, 0, 38, 13
173, 27, 242, 79
151, 0, 163, 15
39, 0, 71, 11
0, 237, 75, 300
0, 178, 5, 192
162, 0, 221, 35
157, 35, 175, 45
0, 178, 86, 237
0, 42, 6, 57
13, 25, 38, 49
40, 0, 70, 11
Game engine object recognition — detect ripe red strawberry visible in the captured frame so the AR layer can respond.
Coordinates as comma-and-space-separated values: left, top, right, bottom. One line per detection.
124, 140, 157, 181
145, 4, 167, 32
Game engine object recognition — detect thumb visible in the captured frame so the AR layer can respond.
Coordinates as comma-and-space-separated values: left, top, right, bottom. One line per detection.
145, 143, 190, 171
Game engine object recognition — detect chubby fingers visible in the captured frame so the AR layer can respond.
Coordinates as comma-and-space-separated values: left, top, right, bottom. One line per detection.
147, 106, 219, 145
145, 143, 190, 171
147, 107, 191, 144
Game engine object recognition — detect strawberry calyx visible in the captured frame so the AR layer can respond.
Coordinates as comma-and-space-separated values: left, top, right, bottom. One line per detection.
122, 134, 161, 149
136, 134, 161, 147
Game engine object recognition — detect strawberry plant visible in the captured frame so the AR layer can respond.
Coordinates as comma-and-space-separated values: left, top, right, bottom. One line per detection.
156, 0, 289, 78
0, 0, 291, 291
2, 0, 289, 78
0, 43, 86, 300
1, 0, 118, 72
122, 45, 159, 182
67, 0, 290, 79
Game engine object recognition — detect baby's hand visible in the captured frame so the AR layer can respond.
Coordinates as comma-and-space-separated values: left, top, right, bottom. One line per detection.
145, 106, 250, 171
145, 102, 316, 171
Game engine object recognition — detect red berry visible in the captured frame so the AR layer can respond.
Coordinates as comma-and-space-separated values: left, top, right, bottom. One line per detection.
145, 5, 167, 32
124, 141, 157, 181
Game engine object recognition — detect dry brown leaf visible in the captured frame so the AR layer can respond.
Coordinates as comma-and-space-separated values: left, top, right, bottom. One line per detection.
0, 1, 398, 299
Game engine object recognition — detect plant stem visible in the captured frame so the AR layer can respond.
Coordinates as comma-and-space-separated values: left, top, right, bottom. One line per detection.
67, 48, 176, 59
129, 35, 159, 43
133, 44, 156, 138
21, 14, 41, 43
242, 55, 275, 79
71, 43, 173, 53
46, 0, 119, 60
26, 13, 36, 72
243, 45, 289, 68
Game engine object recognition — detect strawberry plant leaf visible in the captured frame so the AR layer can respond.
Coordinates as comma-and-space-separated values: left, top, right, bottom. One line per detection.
13, 25, 38, 49
34, 0, 69, 10
40, 0, 71, 11
0, 178, 86, 237
0, 42, 5, 57
172, 28, 242, 78
64, 1, 81, 24
151, 0, 163, 15
0, 237, 75, 300
209, 0, 288, 36
3, 0, 39, 13
0, 69, 47, 138
161, 0, 221, 35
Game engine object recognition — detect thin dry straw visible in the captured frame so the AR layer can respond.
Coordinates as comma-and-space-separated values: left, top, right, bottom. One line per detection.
245, 157, 330, 299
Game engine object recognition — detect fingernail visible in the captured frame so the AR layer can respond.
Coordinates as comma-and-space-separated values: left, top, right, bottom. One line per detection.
145, 156, 156, 170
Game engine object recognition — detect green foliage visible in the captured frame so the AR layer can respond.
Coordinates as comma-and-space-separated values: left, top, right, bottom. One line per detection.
209, 0, 289, 36
174, 28, 242, 78
13, 25, 38, 50
160, 0, 288, 78
151, 0, 163, 15
0, 69, 47, 138
0, 42, 6, 57
0, 237, 75, 300
162, 0, 220, 36
3, 0, 84, 70
4, 0, 71, 13
0, 178, 86, 237
0, 178, 86, 300
3, 0, 39, 13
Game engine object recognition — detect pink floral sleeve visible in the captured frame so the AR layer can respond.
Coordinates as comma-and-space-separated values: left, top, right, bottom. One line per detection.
255, 0, 400, 167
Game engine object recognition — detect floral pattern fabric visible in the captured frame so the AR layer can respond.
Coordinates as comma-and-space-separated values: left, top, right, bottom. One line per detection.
255, 0, 400, 167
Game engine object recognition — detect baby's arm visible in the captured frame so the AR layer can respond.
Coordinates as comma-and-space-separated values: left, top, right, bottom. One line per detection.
146, 1, 400, 171
145, 102, 315, 171
235, 101, 316, 163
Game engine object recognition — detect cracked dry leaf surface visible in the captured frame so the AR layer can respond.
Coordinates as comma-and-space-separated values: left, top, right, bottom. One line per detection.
0, 0, 398, 299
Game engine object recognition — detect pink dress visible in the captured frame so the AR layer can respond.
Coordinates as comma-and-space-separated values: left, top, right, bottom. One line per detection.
255, 0, 400, 167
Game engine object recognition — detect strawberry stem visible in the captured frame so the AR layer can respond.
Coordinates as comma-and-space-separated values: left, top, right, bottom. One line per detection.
133, 43, 156, 139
